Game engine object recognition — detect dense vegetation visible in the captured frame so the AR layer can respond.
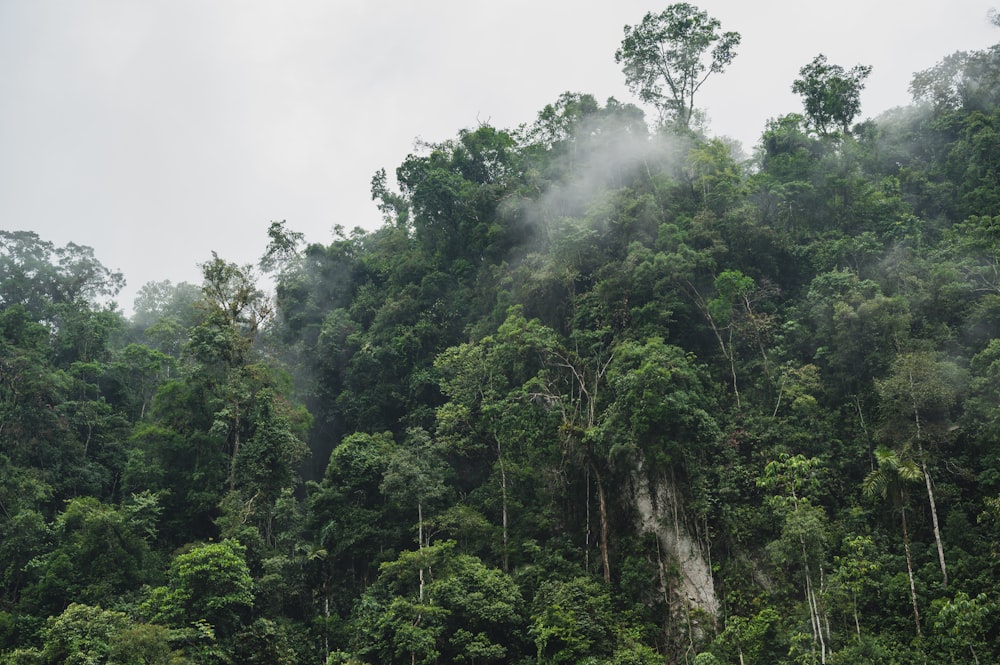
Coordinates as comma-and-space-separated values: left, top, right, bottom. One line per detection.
5, 6, 1000, 663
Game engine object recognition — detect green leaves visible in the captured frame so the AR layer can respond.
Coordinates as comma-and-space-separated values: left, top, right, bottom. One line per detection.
20, 497, 155, 613
602, 336, 717, 467
615, 3, 740, 129
0, 231, 124, 317
351, 543, 523, 664
530, 576, 613, 664
792, 54, 872, 136
36, 603, 144, 665
862, 447, 921, 502
144, 539, 253, 637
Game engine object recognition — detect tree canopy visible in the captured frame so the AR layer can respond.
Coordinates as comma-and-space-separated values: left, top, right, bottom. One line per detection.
7, 11, 1000, 665
615, 3, 740, 129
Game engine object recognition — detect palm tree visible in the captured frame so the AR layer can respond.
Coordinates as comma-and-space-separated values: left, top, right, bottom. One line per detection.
862, 446, 923, 636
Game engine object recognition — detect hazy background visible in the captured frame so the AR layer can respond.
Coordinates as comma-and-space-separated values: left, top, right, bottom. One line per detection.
2, 1, 999, 314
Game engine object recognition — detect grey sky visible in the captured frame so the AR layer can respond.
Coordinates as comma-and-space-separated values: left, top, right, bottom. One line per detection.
2, 1, 999, 314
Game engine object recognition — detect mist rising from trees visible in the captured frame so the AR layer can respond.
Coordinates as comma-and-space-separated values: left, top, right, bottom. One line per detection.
5, 5, 1000, 663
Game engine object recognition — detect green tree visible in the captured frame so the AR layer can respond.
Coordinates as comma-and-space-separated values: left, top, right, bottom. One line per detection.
615, 3, 741, 129
0, 231, 124, 318
862, 446, 924, 636
910, 38, 1000, 113
792, 54, 873, 136
20, 496, 157, 614
189, 253, 277, 492
130, 279, 201, 355
876, 351, 967, 589
32, 603, 181, 665
107, 343, 175, 421
757, 454, 831, 663
434, 317, 565, 572
228, 388, 310, 546
259, 220, 305, 276
829, 535, 881, 642
530, 576, 614, 664
306, 431, 402, 659
144, 539, 254, 639
714, 608, 782, 665
380, 427, 450, 603
351, 542, 524, 665
396, 124, 523, 268
928, 591, 992, 665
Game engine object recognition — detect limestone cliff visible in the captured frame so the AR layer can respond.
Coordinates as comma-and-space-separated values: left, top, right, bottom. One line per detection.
632, 462, 719, 624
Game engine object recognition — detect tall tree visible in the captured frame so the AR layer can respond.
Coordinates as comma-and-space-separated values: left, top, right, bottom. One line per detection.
862, 446, 924, 637
0, 231, 124, 317
792, 54, 873, 136
615, 3, 740, 129
876, 351, 966, 589
758, 454, 831, 663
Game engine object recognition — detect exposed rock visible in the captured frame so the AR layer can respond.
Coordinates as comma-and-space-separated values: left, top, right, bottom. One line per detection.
632, 462, 719, 622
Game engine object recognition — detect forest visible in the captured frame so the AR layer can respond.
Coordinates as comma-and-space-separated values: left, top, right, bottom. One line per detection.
4, 4, 1000, 663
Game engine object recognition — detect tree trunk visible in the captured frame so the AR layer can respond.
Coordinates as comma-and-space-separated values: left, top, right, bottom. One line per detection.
592, 463, 611, 584
418, 501, 425, 602
919, 451, 948, 588
852, 592, 862, 641
496, 436, 509, 573
685, 280, 741, 411
801, 538, 826, 665
909, 369, 948, 587
229, 399, 241, 490
900, 496, 922, 637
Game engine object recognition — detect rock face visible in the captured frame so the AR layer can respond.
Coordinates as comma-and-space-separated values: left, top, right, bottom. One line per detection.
632, 463, 719, 622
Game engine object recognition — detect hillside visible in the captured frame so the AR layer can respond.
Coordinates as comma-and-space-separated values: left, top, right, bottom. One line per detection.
4, 8, 1000, 664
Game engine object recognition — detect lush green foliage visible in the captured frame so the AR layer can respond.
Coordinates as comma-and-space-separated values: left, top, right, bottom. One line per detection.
7, 9, 1000, 663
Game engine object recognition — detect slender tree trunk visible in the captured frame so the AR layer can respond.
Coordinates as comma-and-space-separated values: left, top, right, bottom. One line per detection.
229, 399, 241, 490
82, 423, 92, 459
593, 463, 611, 584
498, 448, 509, 573
801, 539, 827, 665
852, 592, 862, 641
585, 465, 591, 572
724, 327, 741, 411
323, 593, 331, 659
918, 449, 948, 587
684, 280, 741, 410
853, 395, 874, 471
418, 501, 425, 602
908, 369, 948, 587
900, 498, 922, 637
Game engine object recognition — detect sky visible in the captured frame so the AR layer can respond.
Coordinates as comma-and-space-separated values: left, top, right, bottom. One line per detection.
2, 1, 1000, 315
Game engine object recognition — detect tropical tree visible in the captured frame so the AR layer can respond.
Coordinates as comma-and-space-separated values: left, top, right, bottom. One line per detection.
757, 454, 831, 663
380, 427, 451, 603
862, 446, 924, 636
32, 603, 180, 665
351, 542, 524, 665
615, 3, 741, 129
530, 575, 614, 664
0, 231, 125, 318
792, 54, 873, 136
143, 538, 254, 640
928, 591, 993, 665
876, 351, 966, 589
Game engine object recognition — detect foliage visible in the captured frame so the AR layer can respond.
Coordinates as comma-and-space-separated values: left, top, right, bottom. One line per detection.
615, 3, 740, 129
9, 20, 1000, 665
792, 54, 873, 136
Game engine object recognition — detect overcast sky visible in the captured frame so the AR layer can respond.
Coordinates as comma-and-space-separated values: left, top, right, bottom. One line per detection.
3, 1, 999, 315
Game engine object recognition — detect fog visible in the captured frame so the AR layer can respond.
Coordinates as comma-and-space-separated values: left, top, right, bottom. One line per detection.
2, 1, 999, 314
